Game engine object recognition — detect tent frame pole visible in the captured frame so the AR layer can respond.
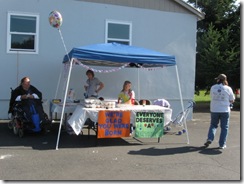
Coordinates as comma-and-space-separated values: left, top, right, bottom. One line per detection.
175, 65, 189, 144
137, 68, 140, 100
55, 58, 74, 150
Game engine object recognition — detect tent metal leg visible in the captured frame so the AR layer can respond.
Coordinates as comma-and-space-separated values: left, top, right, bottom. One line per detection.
55, 59, 74, 150
175, 65, 190, 144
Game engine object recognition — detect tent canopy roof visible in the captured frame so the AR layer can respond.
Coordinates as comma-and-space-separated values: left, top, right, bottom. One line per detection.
63, 42, 176, 68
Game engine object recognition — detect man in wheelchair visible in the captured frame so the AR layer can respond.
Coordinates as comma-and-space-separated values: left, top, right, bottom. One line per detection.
8, 77, 52, 135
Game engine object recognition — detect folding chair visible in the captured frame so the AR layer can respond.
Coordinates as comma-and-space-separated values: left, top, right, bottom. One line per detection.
139, 99, 151, 105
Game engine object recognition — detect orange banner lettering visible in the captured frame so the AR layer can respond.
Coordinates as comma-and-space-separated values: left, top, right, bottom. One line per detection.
97, 110, 130, 138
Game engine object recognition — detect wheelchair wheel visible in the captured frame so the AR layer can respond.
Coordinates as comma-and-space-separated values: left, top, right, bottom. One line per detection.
13, 118, 21, 135
8, 120, 13, 129
13, 125, 18, 135
18, 128, 24, 138
41, 126, 48, 134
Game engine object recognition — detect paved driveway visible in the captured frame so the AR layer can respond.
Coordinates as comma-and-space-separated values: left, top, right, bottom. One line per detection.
0, 109, 240, 181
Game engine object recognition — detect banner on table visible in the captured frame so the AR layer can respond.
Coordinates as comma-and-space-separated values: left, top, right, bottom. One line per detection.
97, 110, 130, 138
135, 112, 164, 138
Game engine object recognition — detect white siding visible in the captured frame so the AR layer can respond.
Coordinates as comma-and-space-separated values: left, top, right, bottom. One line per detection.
0, 0, 198, 119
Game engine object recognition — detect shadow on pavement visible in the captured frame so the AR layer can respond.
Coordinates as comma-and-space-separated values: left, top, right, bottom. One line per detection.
198, 147, 223, 155
0, 122, 140, 150
128, 146, 223, 156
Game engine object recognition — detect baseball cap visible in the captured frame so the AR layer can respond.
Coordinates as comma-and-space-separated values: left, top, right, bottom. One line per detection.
215, 74, 227, 80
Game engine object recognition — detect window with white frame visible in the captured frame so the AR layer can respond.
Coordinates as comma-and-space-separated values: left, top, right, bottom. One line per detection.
7, 12, 39, 54
105, 20, 132, 45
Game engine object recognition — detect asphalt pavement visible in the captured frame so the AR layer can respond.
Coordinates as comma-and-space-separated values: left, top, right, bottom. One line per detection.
0, 105, 241, 181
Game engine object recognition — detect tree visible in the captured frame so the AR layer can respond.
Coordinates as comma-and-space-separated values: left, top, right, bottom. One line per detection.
187, 0, 240, 90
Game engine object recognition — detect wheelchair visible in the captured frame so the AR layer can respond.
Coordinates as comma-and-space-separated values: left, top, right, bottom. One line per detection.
8, 101, 52, 138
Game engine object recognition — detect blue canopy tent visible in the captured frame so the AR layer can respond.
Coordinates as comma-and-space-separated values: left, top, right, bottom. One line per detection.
56, 43, 187, 149
63, 42, 176, 68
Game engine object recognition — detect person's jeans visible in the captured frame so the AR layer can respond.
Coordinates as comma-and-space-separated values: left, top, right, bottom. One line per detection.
207, 112, 230, 147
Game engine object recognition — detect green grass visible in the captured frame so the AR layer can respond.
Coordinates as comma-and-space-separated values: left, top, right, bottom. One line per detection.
194, 90, 211, 103
194, 89, 240, 110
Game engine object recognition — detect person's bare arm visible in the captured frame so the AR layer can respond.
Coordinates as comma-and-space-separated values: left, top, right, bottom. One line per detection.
96, 82, 104, 93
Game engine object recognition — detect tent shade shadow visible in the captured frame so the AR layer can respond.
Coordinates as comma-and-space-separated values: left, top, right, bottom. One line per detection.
127, 146, 222, 156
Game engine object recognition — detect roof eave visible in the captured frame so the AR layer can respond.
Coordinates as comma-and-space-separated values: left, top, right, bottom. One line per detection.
173, 0, 205, 20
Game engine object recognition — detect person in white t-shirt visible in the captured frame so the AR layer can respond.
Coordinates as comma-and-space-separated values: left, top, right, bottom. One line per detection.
204, 74, 235, 149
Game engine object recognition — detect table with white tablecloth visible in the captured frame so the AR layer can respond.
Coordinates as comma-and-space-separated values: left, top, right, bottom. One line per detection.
49, 102, 83, 121
68, 105, 172, 135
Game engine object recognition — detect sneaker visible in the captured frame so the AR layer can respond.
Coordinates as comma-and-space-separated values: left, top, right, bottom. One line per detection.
204, 140, 212, 147
219, 145, 226, 149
